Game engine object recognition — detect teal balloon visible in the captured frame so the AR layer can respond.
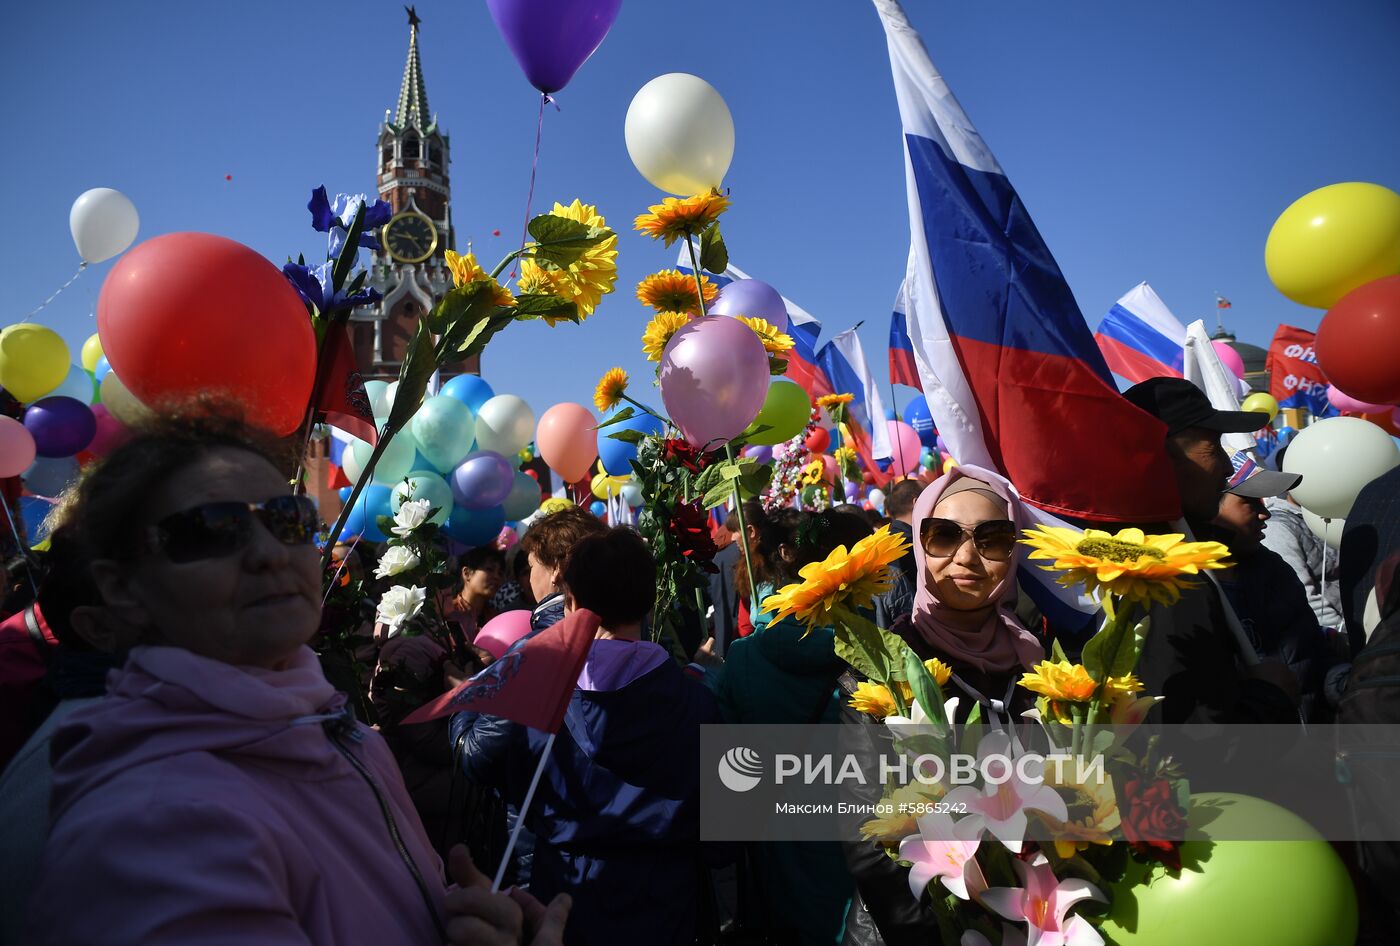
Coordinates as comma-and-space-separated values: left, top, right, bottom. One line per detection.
390, 473, 454, 526
346, 433, 416, 485
441, 374, 496, 414
411, 394, 477, 472
502, 470, 542, 520
446, 504, 505, 546
338, 484, 392, 542
32, 364, 97, 405
1103, 792, 1357, 946
745, 380, 811, 446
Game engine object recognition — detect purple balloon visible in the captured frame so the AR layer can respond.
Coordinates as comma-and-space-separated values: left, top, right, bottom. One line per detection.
844, 481, 860, 502
661, 317, 771, 451
708, 279, 788, 332
485, 0, 622, 94
451, 451, 516, 510
743, 444, 773, 464
24, 396, 96, 458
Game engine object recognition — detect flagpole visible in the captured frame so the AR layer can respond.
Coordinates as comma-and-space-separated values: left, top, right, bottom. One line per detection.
492, 731, 556, 892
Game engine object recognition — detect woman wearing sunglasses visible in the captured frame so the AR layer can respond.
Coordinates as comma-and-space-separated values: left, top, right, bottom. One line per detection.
22, 414, 566, 946
838, 466, 1045, 946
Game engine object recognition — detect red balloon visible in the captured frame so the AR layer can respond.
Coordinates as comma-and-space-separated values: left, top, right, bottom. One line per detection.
805, 427, 831, 453
97, 233, 317, 435
1315, 275, 1400, 405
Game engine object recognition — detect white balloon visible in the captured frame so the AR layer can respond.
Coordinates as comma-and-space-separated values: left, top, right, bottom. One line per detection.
28, 364, 95, 405
99, 372, 152, 426
1283, 416, 1400, 519
868, 488, 886, 512
1301, 508, 1345, 551
620, 482, 644, 508
474, 395, 536, 456
70, 188, 139, 264
625, 73, 735, 196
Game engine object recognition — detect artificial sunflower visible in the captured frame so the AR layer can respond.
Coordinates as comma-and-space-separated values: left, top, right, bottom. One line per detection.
445, 250, 515, 308
800, 459, 827, 486
923, 657, 953, 687
1019, 660, 1098, 702
593, 367, 629, 414
761, 525, 911, 631
1021, 525, 1231, 606
1035, 774, 1120, 858
636, 269, 717, 315
519, 199, 618, 323
816, 393, 855, 409
860, 783, 946, 846
642, 311, 693, 362
633, 189, 731, 246
849, 681, 899, 719
737, 317, 795, 354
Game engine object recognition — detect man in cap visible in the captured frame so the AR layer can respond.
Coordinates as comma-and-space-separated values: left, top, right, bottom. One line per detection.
1120, 378, 1299, 724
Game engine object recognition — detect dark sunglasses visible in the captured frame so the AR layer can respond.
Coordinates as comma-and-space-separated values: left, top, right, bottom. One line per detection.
919, 517, 1018, 562
146, 495, 320, 563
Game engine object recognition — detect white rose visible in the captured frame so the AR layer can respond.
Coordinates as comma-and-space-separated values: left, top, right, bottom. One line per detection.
376, 585, 426, 637
392, 498, 433, 536
374, 546, 421, 579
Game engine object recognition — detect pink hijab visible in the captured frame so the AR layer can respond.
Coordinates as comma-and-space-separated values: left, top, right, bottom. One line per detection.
910, 465, 1044, 674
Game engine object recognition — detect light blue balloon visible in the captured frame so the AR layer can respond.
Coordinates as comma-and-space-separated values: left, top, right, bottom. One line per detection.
32, 364, 96, 405
445, 504, 505, 547
93, 356, 112, 384
391, 473, 453, 526
411, 395, 477, 472
23, 455, 80, 497
597, 407, 664, 476
348, 433, 416, 485
19, 496, 55, 542
589, 500, 606, 518
338, 484, 393, 543
409, 450, 440, 474
440, 374, 496, 414
502, 470, 542, 520
337, 486, 353, 502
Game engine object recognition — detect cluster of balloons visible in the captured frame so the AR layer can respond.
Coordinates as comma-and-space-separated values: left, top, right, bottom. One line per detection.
1267, 182, 1400, 409
337, 374, 541, 547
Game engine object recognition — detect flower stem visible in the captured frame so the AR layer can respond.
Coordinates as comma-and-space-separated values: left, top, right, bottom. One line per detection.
724, 442, 760, 619
620, 394, 669, 425
321, 420, 399, 572
685, 234, 709, 317
490, 248, 528, 281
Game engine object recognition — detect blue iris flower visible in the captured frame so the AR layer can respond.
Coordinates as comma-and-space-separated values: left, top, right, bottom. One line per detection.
308, 185, 393, 259
283, 260, 383, 315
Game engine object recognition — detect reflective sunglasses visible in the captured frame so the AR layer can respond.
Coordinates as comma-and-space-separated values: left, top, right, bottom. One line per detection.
919, 517, 1018, 562
146, 495, 320, 563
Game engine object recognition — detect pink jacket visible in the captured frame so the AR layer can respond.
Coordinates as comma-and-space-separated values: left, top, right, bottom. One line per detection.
25, 645, 446, 946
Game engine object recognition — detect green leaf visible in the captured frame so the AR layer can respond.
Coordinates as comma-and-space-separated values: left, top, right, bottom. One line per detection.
387, 320, 437, 432
1050, 636, 1069, 664
833, 612, 910, 687
699, 222, 728, 274
593, 407, 637, 430
527, 213, 592, 245
691, 461, 735, 500
525, 214, 613, 269
607, 428, 646, 446
1081, 606, 1148, 685
963, 702, 984, 756
903, 647, 949, 727
427, 283, 484, 334
513, 292, 579, 322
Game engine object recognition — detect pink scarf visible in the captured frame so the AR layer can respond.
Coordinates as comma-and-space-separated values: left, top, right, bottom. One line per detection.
910, 465, 1044, 674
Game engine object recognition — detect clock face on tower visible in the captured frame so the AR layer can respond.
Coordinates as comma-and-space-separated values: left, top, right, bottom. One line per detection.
382, 210, 439, 263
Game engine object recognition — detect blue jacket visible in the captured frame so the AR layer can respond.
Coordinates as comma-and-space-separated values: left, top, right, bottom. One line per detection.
451, 639, 720, 946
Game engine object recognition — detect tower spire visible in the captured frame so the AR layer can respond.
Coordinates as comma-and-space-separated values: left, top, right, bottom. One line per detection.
395, 6, 430, 130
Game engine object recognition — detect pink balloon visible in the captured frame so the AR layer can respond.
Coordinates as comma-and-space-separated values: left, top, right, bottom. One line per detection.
885, 420, 922, 476
0, 416, 37, 477
660, 316, 770, 450
536, 403, 597, 483
821, 454, 838, 482
1327, 384, 1394, 415
83, 404, 130, 458
1212, 340, 1246, 380
474, 609, 534, 660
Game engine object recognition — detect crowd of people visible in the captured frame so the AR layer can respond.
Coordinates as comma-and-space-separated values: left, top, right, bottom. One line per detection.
1, 375, 1398, 946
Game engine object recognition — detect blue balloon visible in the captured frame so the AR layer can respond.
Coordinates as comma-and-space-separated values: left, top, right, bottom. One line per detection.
589, 500, 606, 518
93, 356, 112, 384
903, 395, 937, 449
445, 504, 506, 547
597, 407, 664, 476
22, 456, 79, 497
883, 406, 897, 421
338, 484, 393, 542
19, 495, 55, 543
337, 486, 353, 502
440, 374, 496, 414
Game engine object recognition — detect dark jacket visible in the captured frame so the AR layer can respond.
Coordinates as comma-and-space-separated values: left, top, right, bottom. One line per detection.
708, 542, 742, 653
1342, 466, 1400, 656
453, 642, 719, 946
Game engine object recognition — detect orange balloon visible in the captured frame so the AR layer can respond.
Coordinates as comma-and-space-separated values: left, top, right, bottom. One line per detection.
536, 403, 598, 483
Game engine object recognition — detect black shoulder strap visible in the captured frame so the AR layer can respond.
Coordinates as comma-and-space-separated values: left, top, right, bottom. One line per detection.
24, 605, 53, 668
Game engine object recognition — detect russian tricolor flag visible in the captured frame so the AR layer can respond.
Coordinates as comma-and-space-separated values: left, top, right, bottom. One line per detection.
817, 329, 895, 485
888, 298, 922, 390
1095, 282, 1188, 385
676, 249, 833, 401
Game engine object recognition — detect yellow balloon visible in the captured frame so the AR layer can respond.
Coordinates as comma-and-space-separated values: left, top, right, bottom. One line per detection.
1240, 392, 1280, 422
942, 457, 958, 474
1265, 182, 1400, 309
0, 323, 71, 402
81, 333, 104, 373
99, 372, 153, 426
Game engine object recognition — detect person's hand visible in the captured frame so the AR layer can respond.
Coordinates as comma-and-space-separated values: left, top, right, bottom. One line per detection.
443, 660, 470, 691
693, 637, 723, 668
444, 845, 570, 946
1244, 658, 1300, 703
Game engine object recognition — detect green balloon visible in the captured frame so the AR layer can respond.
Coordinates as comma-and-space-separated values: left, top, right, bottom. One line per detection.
745, 379, 811, 446
1102, 792, 1356, 946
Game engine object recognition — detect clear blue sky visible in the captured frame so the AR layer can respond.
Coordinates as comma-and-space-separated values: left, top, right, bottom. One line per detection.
5, 0, 1399, 419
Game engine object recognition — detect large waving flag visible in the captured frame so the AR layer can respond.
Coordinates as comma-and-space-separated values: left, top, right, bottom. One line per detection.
676, 248, 833, 400
817, 329, 895, 485
1095, 282, 1187, 384
874, 0, 1179, 527
888, 286, 922, 389
1265, 325, 1335, 418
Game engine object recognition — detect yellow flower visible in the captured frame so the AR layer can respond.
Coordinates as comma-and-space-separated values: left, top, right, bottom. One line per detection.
737, 317, 795, 354
849, 681, 899, 719
923, 657, 953, 687
1020, 525, 1232, 606
1103, 673, 1144, 702
761, 525, 912, 631
517, 200, 618, 324
633, 189, 731, 246
593, 367, 629, 414
445, 250, 515, 308
1035, 774, 1120, 858
816, 393, 855, 408
801, 459, 827, 486
636, 269, 717, 315
642, 311, 694, 362
860, 783, 946, 846
1019, 660, 1099, 702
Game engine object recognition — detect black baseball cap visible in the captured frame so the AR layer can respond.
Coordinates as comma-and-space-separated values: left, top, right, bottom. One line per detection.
1123, 377, 1269, 436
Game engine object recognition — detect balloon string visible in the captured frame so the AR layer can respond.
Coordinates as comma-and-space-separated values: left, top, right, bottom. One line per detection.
26, 263, 88, 320
510, 93, 557, 279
